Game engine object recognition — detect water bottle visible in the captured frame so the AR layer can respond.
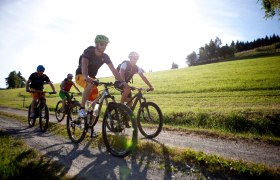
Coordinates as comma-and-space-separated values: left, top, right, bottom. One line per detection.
93, 103, 99, 117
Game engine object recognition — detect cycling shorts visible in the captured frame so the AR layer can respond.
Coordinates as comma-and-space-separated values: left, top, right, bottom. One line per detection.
75, 74, 98, 101
30, 88, 44, 99
114, 81, 132, 98
59, 90, 70, 100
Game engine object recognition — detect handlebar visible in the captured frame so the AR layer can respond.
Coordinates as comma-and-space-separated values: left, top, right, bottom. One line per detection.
92, 80, 114, 87
27, 91, 57, 94
130, 87, 152, 92
68, 92, 82, 95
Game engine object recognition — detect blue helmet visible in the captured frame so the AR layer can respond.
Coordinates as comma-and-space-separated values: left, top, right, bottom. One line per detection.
37, 65, 45, 72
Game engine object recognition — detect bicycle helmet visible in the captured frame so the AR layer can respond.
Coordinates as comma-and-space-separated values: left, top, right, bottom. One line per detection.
95, 35, 110, 43
67, 73, 73, 78
128, 51, 140, 58
37, 65, 45, 72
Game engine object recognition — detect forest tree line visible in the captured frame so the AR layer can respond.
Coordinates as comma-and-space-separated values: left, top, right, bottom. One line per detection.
186, 34, 280, 66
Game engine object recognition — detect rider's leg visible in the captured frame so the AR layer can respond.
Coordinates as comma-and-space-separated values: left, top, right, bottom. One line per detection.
126, 91, 133, 107
62, 98, 66, 111
121, 86, 131, 104
31, 98, 36, 113
81, 83, 94, 108
30, 98, 38, 118
59, 91, 67, 111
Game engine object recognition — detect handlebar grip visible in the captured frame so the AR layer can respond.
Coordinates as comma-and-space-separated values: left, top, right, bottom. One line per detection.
91, 80, 99, 86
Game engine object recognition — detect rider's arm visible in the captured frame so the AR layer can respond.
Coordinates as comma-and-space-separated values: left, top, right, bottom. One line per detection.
107, 63, 129, 88
60, 81, 65, 91
81, 57, 94, 83
48, 81, 56, 93
26, 79, 31, 92
73, 83, 81, 93
139, 73, 154, 90
119, 68, 126, 81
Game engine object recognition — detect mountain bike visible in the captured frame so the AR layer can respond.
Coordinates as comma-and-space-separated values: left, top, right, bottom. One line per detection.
27, 91, 56, 132
126, 87, 163, 139
66, 81, 137, 158
55, 92, 81, 122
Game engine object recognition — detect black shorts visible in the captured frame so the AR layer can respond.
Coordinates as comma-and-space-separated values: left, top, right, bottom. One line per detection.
114, 81, 132, 98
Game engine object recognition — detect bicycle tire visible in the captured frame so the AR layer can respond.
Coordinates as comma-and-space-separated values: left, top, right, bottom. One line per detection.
55, 100, 65, 122
102, 102, 137, 158
27, 105, 36, 127
66, 102, 87, 143
137, 102, 163, 139
39, 104, 49, 132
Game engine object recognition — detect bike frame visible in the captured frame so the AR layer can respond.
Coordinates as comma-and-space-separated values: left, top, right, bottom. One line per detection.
126, 88, 147, 112
85, 83, 116, 117
29, 90, 55, 115
31, 92, 47, 114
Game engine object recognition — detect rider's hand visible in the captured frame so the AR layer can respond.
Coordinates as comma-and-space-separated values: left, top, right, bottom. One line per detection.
84, 76, 94, 83
148, 87, 154, 91
92, 79, 99, 85
122, 82, 130, 89
52, 91, 57, 94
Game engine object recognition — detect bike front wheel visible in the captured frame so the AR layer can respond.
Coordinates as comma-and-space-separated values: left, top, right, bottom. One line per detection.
55, 100, 65, 122
137, 102, 163, 139
39, 104, 49, 132
102, 102, 137, 158
66, 102, 87, 143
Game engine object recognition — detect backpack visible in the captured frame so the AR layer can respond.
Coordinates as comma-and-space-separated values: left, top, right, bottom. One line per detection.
117, 60, 137, 83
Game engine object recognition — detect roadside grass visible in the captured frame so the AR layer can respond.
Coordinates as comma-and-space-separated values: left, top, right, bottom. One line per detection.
0, 112, 279, 179
0, 129, 71, 180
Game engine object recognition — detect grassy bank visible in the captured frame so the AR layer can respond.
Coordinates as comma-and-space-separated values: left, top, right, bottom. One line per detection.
0, 129, 70, 180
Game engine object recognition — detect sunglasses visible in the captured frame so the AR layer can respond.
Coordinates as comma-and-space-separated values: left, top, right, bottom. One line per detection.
99, 42, 108, 47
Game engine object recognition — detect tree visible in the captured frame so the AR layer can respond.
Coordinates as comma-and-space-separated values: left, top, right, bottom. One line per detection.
171, 62, 179, 69
218, 44, 235, 59
17, 71, 26, 88
186, 51, 198, 66
5, 71, 26, 89
259, 0, 280, 19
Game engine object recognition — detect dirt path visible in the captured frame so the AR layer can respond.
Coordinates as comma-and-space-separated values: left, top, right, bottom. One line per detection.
0, 107, 279, 179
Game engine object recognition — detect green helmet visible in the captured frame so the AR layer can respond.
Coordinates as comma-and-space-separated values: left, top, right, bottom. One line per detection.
95, 35, 109, 43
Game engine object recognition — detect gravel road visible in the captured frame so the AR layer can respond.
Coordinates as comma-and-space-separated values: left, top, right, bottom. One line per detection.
0, 107, 279, 179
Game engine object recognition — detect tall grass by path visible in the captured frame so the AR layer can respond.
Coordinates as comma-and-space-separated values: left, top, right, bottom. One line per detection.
0, 130, 70, 180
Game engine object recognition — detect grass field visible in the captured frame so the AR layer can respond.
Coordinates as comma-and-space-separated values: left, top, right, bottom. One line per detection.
0, 55, 280, 139
0, 55, 280, 179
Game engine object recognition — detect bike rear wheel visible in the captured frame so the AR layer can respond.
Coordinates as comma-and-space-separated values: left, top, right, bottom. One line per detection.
102, 102, 137, 158
39, 104, 49, 132
27, 105, 36, 127
137, 102, 163, 139
55, 100, 65, 122
67, 102, 87, 143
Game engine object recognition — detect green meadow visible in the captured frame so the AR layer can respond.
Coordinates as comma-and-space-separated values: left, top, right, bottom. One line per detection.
1, 55, 280, 179
0, 55, 280, 140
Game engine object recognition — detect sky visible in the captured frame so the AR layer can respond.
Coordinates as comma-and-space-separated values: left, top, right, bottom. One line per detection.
0, 0, 279, 88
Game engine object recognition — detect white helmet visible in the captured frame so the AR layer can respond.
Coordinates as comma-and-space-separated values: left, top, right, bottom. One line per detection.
128, 51, 140, 58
